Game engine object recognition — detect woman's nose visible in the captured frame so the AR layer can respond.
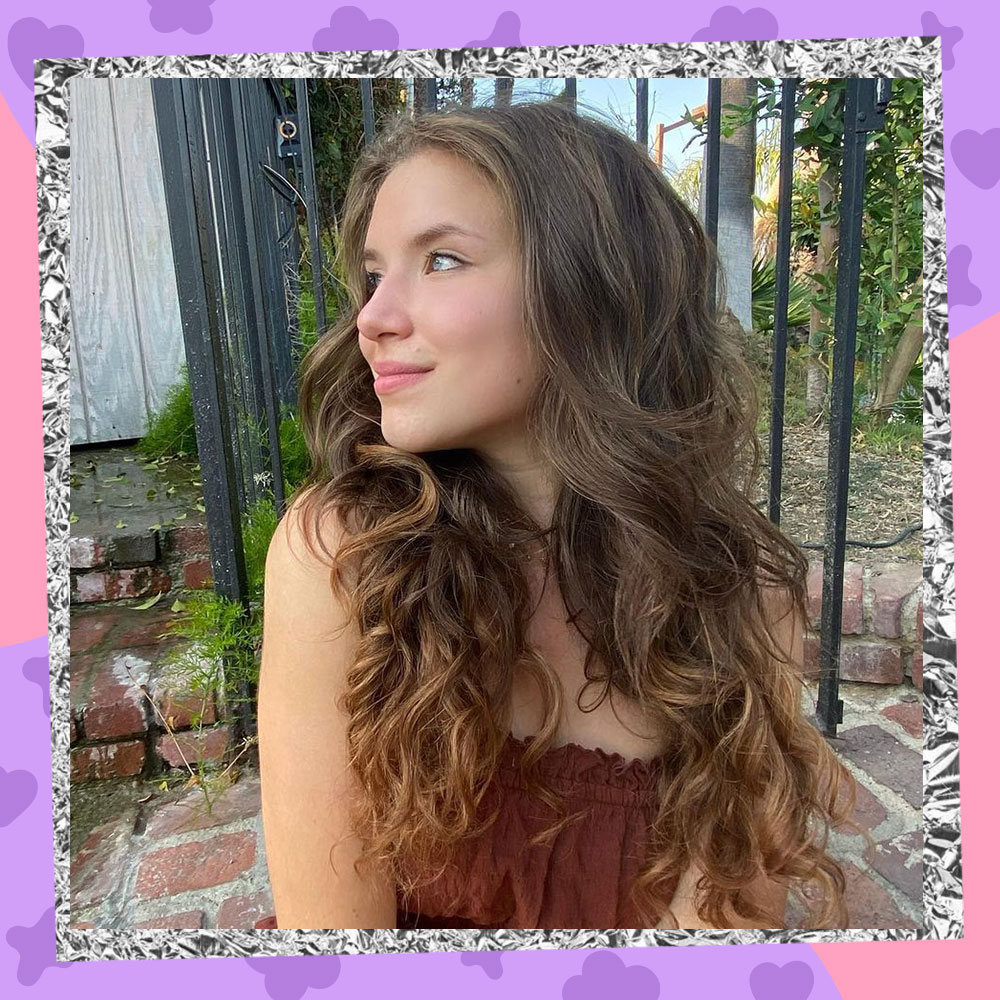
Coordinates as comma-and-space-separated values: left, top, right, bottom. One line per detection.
356, 276, 415, 343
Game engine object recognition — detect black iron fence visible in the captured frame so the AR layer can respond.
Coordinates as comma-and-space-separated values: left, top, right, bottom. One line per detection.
152, 74, 898, 740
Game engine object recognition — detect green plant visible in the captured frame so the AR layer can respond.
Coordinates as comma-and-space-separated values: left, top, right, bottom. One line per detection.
139, 366, 199, 460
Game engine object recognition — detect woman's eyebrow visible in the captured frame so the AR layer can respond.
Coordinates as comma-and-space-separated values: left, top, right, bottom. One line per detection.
362, 223, 486, 263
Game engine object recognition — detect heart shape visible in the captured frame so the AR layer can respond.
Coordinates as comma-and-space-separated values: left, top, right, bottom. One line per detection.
0, 766, 38, 827
749, 961, 815, 1000
951, 129, 1000, 190
7, 17, 85, 90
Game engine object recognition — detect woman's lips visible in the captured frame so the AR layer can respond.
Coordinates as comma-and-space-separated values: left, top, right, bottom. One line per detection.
374, 370, 432, 394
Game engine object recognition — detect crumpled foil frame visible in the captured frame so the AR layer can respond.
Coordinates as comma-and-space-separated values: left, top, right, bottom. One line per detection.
42, 35, 958, 961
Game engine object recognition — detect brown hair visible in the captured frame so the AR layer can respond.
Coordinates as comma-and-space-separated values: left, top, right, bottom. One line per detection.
292, 96, 858, 928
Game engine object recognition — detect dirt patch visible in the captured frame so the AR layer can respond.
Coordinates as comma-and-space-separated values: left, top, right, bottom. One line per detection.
755, 420, 922, 567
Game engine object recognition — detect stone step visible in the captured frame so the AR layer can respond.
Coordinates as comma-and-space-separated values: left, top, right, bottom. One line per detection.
70, 523, 212, 605
70, 604, 231, 782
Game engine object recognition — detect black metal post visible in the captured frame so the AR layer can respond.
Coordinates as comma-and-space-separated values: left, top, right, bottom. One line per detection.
495, 78, 513, 106
767, 79, 798, 528
231, 80, 286, 521
424, 77, 438, 113
636, 78, 648, 148
816, 78, 890, 736
704, 78, 722, 314
563, 77, 577, 113
295, 79, 326, 344
360, 78, 375, 145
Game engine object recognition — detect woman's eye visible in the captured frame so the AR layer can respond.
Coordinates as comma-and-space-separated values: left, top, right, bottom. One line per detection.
364, 271, 381, 294
428, 252, 462, 272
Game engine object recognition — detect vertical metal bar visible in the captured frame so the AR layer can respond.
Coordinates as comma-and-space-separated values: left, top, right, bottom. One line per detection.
150, 78, 248, 604
562, 77, 576, 113
704, 78, 722, 314
636, 78, 648, 148
203, 80, 262, 511
495, 78, 513, 106
424, 78, 438, 112
360, 78, 375, 145
231, 80, 286, 520
295, 78, 326, 341
767, 79, 798, 527
816, 78, 888, 736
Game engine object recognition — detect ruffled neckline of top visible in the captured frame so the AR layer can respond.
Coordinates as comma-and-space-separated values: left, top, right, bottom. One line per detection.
500, 731, 661, 805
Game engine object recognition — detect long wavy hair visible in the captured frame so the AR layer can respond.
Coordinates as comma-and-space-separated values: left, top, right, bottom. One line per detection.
292, 96, 859, 929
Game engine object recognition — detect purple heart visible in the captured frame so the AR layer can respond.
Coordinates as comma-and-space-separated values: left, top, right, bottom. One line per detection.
951, 129, 1000, 189
22, 655, 50, 715
749, 961, 815, 1000
948, 244, 982, 307
465, 12, 522, 47
563, 951, 660, 1000
147, 0, 216, 36
7, 17, 84, 90
921, 12, 963, 72
692, 6, 780, 42
0, 765, 38, 827
5, 907, 73, 986
313, 6, 399, 51
244, 955, 341, 1000
461, 950, 504, 979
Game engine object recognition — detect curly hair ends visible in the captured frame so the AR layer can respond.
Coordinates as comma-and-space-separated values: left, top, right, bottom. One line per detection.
291, 96, 864, 929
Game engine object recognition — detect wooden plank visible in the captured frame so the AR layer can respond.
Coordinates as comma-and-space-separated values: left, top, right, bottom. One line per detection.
68, 84, 91, 445
110, 78, 186, 423
69, 78, 147, 442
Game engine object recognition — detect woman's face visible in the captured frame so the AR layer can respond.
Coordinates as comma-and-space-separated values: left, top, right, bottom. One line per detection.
356, 149, 538, 460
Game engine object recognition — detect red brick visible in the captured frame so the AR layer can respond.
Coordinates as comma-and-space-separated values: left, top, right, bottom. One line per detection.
839, 642, 904, 684
217, 890, 273, 929
911, 649, 923, 690
156, 726, 230, 768
802, 635, 821, 681
71, 920, 97, 929
882, 701, 922, 738
70, 654, 97, 717
83, 652, 152, 740
71, 715, 78, 744
70, 537, 106, 570
72, 815, 135, 908
72, 567, 171, 604
834, 775, 888, 834
134, 831, 256, 899
172, 525, 209, 556
806, 561, 863, 634
136, 910, 205, 929
869, 831, 922, 905
183, 558, 213, 590
115, 608, 180, 648
70, 611, 117, 653
71, 740, 145, 782
143, 775, 261, 839
835, 725, 922, 809
870, 564, 922, 639
159, 687, 217, 730
843, 862, 918, 929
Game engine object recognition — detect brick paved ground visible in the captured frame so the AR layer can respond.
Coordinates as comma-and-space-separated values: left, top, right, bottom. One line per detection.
70, 675, 922, 931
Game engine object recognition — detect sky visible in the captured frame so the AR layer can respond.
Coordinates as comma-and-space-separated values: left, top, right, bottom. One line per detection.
470, 76, 711, 175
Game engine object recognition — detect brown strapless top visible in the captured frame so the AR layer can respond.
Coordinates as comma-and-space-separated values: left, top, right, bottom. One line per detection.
256, 732, 673, 930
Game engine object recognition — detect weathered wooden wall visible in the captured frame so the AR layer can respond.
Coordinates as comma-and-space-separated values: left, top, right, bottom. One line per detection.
69, 77, 185, 445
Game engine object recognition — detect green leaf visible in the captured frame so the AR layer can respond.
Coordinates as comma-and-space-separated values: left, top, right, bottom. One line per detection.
69, 511, 79, 524
134, 592, 163, 610
171, 598, 187, 612
115, 520, 127, 529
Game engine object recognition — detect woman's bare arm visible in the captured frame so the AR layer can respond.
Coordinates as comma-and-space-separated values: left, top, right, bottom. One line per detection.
258, 493, 397, 929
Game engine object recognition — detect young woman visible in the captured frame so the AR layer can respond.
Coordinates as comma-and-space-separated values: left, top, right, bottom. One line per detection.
257, 96, 856, 931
